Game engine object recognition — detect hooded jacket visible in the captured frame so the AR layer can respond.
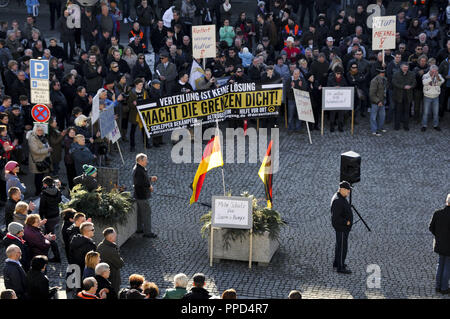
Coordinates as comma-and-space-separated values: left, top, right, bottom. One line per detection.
39, 186, 62, 219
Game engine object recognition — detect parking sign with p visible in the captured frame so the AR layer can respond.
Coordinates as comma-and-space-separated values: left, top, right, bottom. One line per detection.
30, 59, 49, 80
30, 59, 50, 104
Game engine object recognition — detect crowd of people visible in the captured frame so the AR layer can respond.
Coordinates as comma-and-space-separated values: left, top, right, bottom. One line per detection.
0, 0, 449, 299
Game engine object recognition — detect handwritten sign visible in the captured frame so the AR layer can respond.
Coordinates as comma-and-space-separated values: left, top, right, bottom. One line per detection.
372, 16, 396, 50
322, 87, 354, 111
192, 25, 216, 59
107, 120, 121, 144
212, 196, 253, 229
293, 89, 315, 123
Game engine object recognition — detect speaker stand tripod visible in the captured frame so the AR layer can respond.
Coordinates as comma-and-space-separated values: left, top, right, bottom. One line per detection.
349, 185, 371, 232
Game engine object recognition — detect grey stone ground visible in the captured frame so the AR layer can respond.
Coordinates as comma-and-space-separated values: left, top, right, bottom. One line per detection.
0, 1, 449, 299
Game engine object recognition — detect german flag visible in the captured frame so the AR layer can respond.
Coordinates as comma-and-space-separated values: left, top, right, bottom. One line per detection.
190, 135, 224, 205
258, 140, 273, 208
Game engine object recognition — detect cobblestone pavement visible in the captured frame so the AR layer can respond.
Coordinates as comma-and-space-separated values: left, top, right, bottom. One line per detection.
3, 116, 448, 299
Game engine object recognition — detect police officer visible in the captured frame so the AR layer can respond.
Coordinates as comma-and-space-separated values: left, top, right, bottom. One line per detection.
331, 181, 353, 274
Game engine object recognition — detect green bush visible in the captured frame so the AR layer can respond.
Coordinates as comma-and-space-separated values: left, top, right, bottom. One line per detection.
200, 192, 285, 249
62, 185, 134, 225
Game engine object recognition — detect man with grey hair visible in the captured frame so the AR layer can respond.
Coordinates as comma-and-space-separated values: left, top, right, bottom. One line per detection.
429, 194, 450, 294
94, 262, 116, 299
133, 153, 158, 238
163, 273, 188, 299
421, 65, 444, 131
3, 244, 27, 299
97, 227, 124, 295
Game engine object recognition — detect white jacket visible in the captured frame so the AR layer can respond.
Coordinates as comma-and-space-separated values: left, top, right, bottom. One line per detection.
422, 71, 445, 99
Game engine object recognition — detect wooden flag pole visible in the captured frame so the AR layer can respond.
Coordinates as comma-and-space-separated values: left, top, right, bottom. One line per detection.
306, 122, 312, 144
210, 226, 214, 267
284, 103, 288, 128
116, 141, 125, 165
321, 110, 324, 136
248, 228, 253, 269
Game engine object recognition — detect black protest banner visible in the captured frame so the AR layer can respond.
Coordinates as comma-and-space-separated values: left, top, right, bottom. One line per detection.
136, 82, 283, 136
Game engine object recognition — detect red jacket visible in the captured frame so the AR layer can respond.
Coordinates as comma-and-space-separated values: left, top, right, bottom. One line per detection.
282, 46, 301, 63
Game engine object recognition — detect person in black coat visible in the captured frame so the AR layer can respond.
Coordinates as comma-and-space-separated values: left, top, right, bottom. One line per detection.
26, 255, 58, 299
428, 195, 450, 294
331, 181, 353, 274
58, 10, 77, 62
181, 273, 212, 300
73, 87, 92, 116
3, 222, 31, 272
10, 71, 30, 105
70, 222, 96, 272
3, 244, 28, 299
50, 80, 69, 130
131, 53, 152, 82
61, 208, 76, 262
61, 74, 78, 121
94, 263, 117, 299
327, 68, 349, 132
39, 176, 62, 235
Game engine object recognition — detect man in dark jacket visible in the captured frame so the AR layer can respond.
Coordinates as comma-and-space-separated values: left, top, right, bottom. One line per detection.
133, 153, 157, 238
26, 255, 58, 299
181, 273, 212, 300
96, 228, 124, 296
3, 244, 28, 299
39, 176, 62, 236
136, 0, 155, 50
58, 10, 77, 62
331, 181, 353, 274
392, 62, 416, 131
429, 194, 450, 294
73, 164, 99, 192
69, 222, 96, 274
81, 8, 98, 52
70, 134, 96, 176
327, 68, 349, 132
3, 222, 30, 272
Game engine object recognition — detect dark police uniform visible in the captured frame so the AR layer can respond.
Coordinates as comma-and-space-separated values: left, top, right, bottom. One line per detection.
331, 190, 353, 272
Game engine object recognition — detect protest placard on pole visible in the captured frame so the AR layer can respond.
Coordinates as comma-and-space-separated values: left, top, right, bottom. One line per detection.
107, 120, 124, 165
293, 89, 315, 144
321, 87, 355, 136
99, 107, 115, 138
192, 25, 216, 59
91, 91, 101, 124
372, 16, 396, 65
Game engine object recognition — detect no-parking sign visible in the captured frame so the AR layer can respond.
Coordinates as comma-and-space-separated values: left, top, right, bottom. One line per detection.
31, 104, 51, 123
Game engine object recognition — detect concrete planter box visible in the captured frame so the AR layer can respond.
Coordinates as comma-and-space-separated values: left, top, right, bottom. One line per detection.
92, 203, 137, 247
208, 228, 279, 266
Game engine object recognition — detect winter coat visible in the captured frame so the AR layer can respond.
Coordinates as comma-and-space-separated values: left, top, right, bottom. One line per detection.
48, 127, 64, 166
73, 95, 91, 116
238, 51, 254, 68
96, 239, 124, 296
95, 274, 117, 299
181, 287, 212, 300
3, 233, 30, 271
133, 163, 151, 200
69, 142, 95, 176
392, 70, 417, 103
155, 61, 177, 95
81, 14, 99, 44
3, 260, 27, 299
131, 62, 152, 82
422, 71, 445, 99
219, 26, 235, 47
127, 87, 148, 125
57, 16, 76, 43
26, 269, 57, 299
39, 186, 62, 220
369, 74, 387, 105
10, 79, 30, 105
429, 206, 450, 256
136, 5, 154, 26
83, 62, 105, 95
163, 287, 188, 299
119, 287, 146, 299
28, 132, 51, 174
50, 90, 68, 118
73, 174, 99, 192
63, 135, 74, 165
6, 173, 26, 197
4, 198, 19, 228
23, 224, 51, 258
331, 192, 353, 232
69, 234, 96, 271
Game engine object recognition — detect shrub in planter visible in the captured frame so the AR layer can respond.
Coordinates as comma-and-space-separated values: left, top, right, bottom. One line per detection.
200, 192, 285, 249
62, 185, 134, 225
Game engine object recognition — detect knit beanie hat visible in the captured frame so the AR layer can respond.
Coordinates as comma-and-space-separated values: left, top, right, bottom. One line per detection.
83, 164, 97, 176
8, 222, 24, 235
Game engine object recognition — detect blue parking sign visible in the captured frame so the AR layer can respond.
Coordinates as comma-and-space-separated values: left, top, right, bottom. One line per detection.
30, 59, 49, 80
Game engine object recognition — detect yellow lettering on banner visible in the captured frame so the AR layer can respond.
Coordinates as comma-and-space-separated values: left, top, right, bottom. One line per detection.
140, 89, 282, 127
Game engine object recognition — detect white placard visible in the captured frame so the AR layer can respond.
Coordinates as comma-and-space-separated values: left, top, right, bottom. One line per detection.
372, 16, 396, 50
192, 25, 216, 59
91, 91, 100, 124
293, 89, 315, 123
322, 87, 355, 111
107, 120, 121, 143
211, 196, 253, 229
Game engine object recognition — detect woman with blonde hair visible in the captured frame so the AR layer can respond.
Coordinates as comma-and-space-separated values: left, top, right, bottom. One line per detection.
122, 46, 137, 70
83, 251, 100, 280
12, 201, 30, 226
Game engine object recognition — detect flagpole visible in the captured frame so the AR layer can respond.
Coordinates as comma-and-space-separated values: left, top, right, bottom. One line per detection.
215, 119, 226, 196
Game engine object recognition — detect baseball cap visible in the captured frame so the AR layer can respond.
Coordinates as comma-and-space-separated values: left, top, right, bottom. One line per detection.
339, 181, 353, 190
286, 36, 294, 43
